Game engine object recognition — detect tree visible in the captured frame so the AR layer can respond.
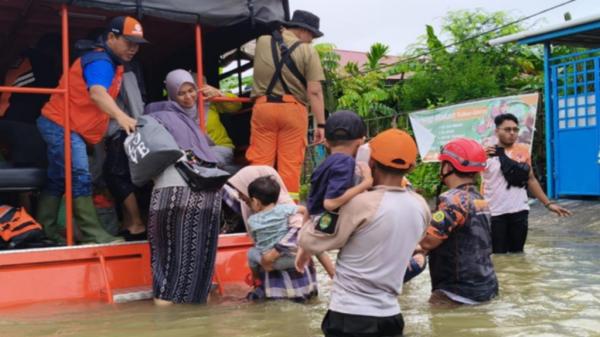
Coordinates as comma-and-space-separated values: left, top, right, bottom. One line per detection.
398, 10, 545, 112
365, 43, 390, 71
314, 43, 341, 114
397, 10, 548, 198
314, 10, 553, 198
336, 43, 397, 118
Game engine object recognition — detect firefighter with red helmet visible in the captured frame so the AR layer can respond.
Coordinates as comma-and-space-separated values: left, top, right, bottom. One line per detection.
419, 138, 499, 305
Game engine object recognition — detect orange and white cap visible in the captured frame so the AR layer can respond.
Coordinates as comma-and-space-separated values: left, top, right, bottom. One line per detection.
108, 16, 149, 44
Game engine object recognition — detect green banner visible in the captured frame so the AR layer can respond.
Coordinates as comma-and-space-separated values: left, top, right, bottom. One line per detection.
409, 93, 539, 162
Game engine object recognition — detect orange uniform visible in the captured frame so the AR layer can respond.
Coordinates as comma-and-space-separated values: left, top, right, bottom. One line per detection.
246, 95, 309, 195
248, 30, 325, 195
42, 57, 123, 144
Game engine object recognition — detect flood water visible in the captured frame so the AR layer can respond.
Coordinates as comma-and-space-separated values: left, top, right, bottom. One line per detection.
1, 200, 599, 337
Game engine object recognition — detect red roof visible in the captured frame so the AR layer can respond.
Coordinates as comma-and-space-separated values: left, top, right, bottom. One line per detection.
334, 49, 403, 80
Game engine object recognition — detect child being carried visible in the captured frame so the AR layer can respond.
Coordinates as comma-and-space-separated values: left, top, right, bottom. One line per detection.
246, 176, 334, 282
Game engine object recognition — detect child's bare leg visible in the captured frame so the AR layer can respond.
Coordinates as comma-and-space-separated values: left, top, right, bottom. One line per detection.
251, 267, 261, 282
247, 247, 263, 285
317, 252, 335, 279
271, 254, 296, 270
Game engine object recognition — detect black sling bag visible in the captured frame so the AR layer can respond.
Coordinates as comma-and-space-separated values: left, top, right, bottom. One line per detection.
495, 146, 531, 189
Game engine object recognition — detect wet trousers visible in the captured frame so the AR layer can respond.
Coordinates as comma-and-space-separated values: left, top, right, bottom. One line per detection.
491, 210, 529, 253
322, 310, 404, 337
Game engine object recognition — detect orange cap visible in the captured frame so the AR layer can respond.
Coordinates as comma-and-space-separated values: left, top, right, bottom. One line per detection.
369, 129, 418, 169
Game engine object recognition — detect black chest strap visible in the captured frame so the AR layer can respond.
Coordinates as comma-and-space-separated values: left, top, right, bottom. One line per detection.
265, 30, 307, 97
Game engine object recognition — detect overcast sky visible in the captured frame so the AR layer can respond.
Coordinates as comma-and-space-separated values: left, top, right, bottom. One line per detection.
290, 0, 598, 54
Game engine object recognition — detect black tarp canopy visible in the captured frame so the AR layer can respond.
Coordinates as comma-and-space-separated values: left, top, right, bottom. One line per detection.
48, 0, 289, 27
0, 0, 289, 93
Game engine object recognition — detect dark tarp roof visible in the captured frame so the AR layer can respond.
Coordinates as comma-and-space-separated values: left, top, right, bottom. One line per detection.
0, 0, 289, 94
48, 0, 288, 27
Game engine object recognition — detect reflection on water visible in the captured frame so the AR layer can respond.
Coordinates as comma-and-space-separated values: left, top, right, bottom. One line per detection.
1, 201, 599, 337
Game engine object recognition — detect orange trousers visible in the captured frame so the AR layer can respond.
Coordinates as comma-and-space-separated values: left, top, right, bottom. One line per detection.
246, 96, 308, 195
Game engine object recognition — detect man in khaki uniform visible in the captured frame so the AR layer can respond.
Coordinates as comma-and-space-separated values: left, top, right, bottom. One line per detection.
248, 10, 326, 199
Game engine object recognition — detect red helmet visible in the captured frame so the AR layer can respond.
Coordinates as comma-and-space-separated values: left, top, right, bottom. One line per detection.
439, 138, 487, 172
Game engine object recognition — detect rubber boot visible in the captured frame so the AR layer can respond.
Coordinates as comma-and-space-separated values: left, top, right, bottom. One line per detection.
36, 193, 65, 244
73, 196, 124, 244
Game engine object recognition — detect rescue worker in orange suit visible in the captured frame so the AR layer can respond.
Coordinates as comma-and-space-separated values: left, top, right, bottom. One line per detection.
248, 10, 326, 200
0, 33, 61, 124
0, 34, 61, 169
36, 16, 148, 244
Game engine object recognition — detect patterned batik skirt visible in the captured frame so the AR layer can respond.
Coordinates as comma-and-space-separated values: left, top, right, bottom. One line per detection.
247, 227, 319, 302
148, 186, 222, 303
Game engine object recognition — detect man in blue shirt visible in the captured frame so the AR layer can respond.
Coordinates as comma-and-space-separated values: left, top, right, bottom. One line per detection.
37, 16, 148, 244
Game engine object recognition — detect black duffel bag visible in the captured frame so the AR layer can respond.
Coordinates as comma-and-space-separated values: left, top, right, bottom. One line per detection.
175, 150, 230, 191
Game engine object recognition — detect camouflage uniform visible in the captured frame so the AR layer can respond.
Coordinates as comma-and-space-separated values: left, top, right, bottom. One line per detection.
427, 184, 499, 302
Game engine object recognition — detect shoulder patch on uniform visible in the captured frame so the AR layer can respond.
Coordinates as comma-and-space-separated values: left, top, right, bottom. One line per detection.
315, 212, 338, 235
432, 211, 445, 223
318, 213, 333, 230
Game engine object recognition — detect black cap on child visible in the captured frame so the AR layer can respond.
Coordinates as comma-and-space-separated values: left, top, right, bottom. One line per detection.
325, 110, 367, 141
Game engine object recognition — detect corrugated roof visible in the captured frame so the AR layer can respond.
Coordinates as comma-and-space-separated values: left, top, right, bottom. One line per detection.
489, 13, 600, 46
335, 49, 400, 68
334, 49, 404, 80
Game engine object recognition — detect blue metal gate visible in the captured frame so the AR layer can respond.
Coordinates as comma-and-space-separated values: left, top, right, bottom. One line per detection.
551, 52, 600, 196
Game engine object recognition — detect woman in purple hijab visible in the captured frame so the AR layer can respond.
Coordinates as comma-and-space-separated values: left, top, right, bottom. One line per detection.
145, 69, 221, 305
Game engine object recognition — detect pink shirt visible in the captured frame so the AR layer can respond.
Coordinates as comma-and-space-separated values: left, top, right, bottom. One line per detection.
482, 143, 531, 216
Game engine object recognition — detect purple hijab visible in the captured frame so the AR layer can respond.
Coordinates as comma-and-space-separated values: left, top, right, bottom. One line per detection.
145, 70, 217, 163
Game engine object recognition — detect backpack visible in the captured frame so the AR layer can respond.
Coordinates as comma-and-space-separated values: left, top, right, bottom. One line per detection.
496, 146, 530, 189
0, 205, 45, 249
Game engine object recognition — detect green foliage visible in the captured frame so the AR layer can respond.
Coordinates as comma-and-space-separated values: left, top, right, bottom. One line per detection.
398, 9, 545, 112
299, 183, 310, 203
344, 62, 360, 76
407, 162, 440, 199
219, 74, 253, 93
315, 43, 341, 76
337, 43, 399, 118
311, 9, 565, 199
365, 43, 390, 71
316, 42, 400, 118
315, 43, 342, 113
395, 9, 550, 196
425, 25, 449, 63
337, 70, 394, 117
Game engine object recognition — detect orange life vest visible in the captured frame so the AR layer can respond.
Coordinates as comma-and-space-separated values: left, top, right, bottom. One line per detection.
42, 52, 123, 144
0, 205, 43, 249
0, 58, 33, 117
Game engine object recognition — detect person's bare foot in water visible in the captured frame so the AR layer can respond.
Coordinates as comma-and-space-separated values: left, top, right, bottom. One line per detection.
153, 298, 173, 306
411, 252, 426, 270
